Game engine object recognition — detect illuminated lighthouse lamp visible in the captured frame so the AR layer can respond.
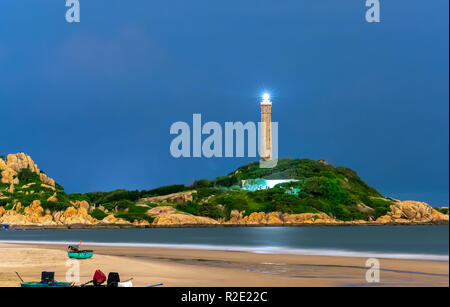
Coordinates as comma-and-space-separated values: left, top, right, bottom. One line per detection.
262, 93, 272, 104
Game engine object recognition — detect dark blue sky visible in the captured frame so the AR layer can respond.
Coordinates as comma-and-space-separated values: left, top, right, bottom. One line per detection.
1, 1, 448, 205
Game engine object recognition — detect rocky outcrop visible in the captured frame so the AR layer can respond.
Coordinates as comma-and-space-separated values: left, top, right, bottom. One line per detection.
0, 153, 55, 187
41, 184, 56, 191
0, 158, 6, 171
152, 213, 219, 226
376, 201, 449, 224
283, 212, 337, 224
101, 214, 130, 225
222, 204, 448, 226
70, 200, 90, 210
0, 200, 139, 226
224, 211, 285, 225
53, 207, 99, 225
0, 209, 29, 225
430, 209, 449, 223
224, 210, 245, 224
8, 183, 15, 194
0, 200, 99, 226
47, 193, 58, 202
132, 219, 151, 226
146, 206, 176, 217
0, 200, 55, 226
223, 211, 337, 225
139, 191, 196, 204
0, 167, 19, 185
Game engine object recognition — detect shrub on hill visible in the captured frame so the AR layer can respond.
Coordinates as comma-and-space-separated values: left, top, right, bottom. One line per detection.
17, 168, 41, 185
89, 208, 108, 220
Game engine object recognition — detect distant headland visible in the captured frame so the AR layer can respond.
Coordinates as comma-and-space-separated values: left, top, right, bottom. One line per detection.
0, 153, 448, 229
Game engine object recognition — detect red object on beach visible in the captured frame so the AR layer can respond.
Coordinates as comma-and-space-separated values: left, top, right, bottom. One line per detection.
93, 270, 107, 285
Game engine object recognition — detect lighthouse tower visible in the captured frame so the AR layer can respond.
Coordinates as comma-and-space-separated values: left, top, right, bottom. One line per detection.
260, 93, 272, 161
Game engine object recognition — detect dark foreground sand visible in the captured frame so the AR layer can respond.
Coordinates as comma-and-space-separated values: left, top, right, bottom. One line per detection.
0, 243, 448, 287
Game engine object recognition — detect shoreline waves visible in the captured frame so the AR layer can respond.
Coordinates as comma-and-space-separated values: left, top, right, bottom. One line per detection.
1, 239, 448, 261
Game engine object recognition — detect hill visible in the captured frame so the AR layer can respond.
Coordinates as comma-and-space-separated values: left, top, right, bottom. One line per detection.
1, 153, 448, 226
191, 158, 392, 221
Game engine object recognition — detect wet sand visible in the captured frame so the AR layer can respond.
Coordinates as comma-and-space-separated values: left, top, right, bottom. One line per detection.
0, 243, 448, 287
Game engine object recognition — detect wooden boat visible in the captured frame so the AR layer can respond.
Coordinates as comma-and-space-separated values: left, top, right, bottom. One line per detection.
18, 271, 73, 288
21, 281, 73, 287
68, 245, 93, 259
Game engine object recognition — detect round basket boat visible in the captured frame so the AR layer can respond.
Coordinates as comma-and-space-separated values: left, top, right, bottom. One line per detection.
67, 245, 94, 259
68, 250, 94, 259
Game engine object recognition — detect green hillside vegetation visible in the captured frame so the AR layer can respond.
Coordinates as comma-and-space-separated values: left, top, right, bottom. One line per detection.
181, 159, 393, 221
0, 168, 91, 213
0, 159, 394, 222
434, 207, 449, 215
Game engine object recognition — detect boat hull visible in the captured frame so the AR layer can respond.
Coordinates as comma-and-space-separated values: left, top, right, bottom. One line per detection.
68, 251, 94, 259
21, 282, 73, 287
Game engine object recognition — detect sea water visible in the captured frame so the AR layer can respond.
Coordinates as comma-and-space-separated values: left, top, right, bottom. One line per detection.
0, 225, 448, 261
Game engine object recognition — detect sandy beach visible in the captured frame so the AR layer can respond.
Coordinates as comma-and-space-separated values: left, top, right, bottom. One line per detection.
0, 243, 448, 287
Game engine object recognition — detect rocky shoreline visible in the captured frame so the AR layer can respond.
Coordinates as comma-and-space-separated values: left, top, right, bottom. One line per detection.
1, 199, 448, 229
5, 220, 449, 231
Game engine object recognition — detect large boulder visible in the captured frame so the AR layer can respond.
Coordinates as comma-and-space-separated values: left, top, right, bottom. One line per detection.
70, 200, 90, 210
223, 210, 246, 225
6, 153, 39, 173
0, 168, 19, 185
152, 213, 219, 226
376, 201, 449, 224
0, 153, 55, 187
8, 183, 15, 193
431, 209, 449, 223
101, 214, 130, 225
24, 200, 44, 223
0, 158, 6, 171
52, 207, 98, 225
0, 210, 29, 225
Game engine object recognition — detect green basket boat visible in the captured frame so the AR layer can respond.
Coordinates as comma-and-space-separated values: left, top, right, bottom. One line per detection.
68, 245, 94, 259
68, 250, 94, 259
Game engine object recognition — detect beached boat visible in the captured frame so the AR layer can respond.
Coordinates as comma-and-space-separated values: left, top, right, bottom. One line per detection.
18, 272, 73, 288
21, 281, 73, 287
68, 245, 94, 259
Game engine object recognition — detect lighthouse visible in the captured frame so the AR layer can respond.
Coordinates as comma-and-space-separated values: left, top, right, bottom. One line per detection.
260, 93, 272, 161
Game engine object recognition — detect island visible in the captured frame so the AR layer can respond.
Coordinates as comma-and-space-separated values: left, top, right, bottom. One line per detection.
1, 153, 448, 229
